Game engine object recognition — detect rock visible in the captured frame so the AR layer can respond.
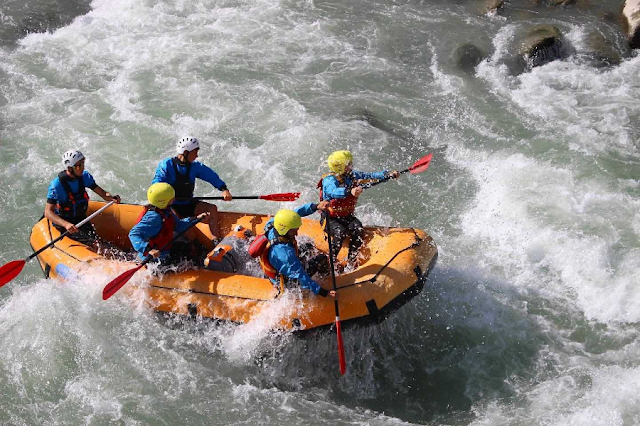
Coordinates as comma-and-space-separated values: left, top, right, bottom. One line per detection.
584, 32, 621, 67
482, 0, 505, 14
519, 25, 567, 69
623, 0, 640, 49
453, 44, 486, 74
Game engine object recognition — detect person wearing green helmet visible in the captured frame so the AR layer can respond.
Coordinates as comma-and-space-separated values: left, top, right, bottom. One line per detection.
318, 150, 399, 264
129, 183, 209, 268
253, 202, 336, 298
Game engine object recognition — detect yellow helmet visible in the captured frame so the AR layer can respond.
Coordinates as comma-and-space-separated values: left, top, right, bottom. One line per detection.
273, 209, 302, 236
147, 183, 175, 209
327, 150, 353, 174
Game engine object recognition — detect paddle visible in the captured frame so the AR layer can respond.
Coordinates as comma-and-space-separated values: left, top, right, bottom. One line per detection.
102, 215, 206, 301
194, 192, 301, 202
323, 211, 347, 376
0, 200, 117, 288
360, 153, 433, 190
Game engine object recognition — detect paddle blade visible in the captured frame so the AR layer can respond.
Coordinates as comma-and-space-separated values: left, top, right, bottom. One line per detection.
408, 153, 433, 175
258, 192, 301, 202
336, 318, 346, 375
102, 265, 143, 300
0, 260, 26, 287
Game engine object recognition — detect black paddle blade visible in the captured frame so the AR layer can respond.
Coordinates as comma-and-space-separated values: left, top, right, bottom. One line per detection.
0, 260, 26, 288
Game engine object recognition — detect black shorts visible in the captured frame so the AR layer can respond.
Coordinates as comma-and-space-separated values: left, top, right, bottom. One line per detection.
54, 222, 99, 246
171, 200, 198, 218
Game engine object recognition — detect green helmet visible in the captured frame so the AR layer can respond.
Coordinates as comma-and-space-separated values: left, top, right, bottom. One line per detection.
273, 209, 302, 235
327, 150, 353, 174
147, 183, 175, 209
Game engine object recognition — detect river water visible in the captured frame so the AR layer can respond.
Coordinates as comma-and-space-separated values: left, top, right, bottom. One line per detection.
1, 0, 639, 424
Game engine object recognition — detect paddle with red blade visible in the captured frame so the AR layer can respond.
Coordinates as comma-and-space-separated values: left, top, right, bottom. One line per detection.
0, 200, 116, 288
361, 153, 433, 190
323, 211, 347, 376
102, 215, 206, 300
194, 192, 301, 202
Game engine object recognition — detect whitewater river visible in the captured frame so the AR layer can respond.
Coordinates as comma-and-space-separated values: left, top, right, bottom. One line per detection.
1, 0, 639, 424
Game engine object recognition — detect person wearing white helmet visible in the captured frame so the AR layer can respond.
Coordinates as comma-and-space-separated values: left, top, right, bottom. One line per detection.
152, 136, 232, 243
44, 149, 121, 246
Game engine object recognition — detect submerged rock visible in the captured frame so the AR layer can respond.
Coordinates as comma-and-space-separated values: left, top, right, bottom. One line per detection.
453, 44, 486, 74
519, 25, 567, 69
584, 31, 621, 67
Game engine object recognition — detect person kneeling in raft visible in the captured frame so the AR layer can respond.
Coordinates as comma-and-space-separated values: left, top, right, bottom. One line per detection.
45, 149, 121, 250
129, 183, 209, 270
152, 136, 232, 243
249, 202, 336, 299
319, 150, 399, 264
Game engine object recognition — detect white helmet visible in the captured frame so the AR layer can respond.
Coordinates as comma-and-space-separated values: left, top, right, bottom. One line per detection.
62, 149, 85, 168
176, 136, 200, 154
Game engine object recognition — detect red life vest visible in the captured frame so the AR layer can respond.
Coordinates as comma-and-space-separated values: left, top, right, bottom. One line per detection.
251, 228, 298, 280
317, 173, 358, 218
135, 206, 176, 252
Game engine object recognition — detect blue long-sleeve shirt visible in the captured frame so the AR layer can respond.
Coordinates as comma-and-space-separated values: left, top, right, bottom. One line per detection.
129, 209, 196, 259
46, 171, 97, 216
152, 157, 227, 205
264, 203, 325, 295
321, 170, 387, 200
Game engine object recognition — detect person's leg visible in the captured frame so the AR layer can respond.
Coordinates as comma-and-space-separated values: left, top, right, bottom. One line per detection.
346, 216, 364, 262
327, 217, 347, 262
194, 201, 220, 241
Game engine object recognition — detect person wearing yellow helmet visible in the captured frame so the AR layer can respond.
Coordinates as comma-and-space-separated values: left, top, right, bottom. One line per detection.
45, 149, 121, 248
152, 136, 233, 243
255, 201, 336, 298
318, 150, 399, 263
129, 183, 209, 266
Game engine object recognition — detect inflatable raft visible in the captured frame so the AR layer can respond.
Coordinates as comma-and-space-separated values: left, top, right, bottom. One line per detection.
29, 201, 438, 331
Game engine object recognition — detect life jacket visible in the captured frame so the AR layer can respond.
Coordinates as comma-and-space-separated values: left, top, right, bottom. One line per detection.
253, 224, 298, 280
317, 173, 358, 218
171, 157, 195, 202
56, 171, 90, 222
135, 206, 176, 251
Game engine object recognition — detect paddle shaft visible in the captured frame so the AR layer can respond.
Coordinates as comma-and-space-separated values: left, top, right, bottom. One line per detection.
323, 211, 347, 375
28, 200, 116, 261
102, 215, 206, 300
360, 167, 411, 190
195, 196, 266, 200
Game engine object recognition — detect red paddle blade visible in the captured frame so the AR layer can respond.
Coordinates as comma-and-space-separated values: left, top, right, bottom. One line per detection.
408, 153, 432, 175
336, 318, 346, 375
0, 260, 27, 287
102, 265, 143, 300
259, 192, 301, 202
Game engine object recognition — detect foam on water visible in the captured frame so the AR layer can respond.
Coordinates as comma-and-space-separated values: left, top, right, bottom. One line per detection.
1, 0, 639, 424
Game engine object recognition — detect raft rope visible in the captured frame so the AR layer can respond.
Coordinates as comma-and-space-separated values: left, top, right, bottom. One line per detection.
336, 228, 424, 290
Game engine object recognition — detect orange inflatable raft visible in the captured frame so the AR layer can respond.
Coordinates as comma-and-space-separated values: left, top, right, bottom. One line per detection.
29, 201, 438, 331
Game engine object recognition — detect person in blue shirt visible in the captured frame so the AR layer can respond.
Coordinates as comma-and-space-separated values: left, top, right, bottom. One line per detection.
258, 202, 336, 299
44, 149, 121, 247
318, 150, 398, 264
152, 136, 232, 243
129, 183, 209, 268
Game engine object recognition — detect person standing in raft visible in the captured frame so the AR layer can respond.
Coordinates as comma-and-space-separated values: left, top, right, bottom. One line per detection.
319, 150, 399, 264
152, 136, 232, 243
45, 149, 121, 247
251, 202, 336, 299
129, 183, 209, 268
